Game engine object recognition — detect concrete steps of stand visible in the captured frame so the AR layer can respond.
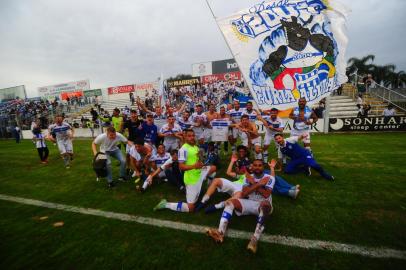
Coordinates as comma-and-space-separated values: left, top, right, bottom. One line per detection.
328, 95, 358, 118
71, 98, 144, 124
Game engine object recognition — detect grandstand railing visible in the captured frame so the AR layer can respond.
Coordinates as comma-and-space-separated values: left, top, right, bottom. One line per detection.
369, 82, 406, 113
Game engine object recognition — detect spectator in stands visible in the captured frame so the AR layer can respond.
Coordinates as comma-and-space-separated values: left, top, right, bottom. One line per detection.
383, 104, 396, 121
358, 103, 371, 118
356, 94, 363, 109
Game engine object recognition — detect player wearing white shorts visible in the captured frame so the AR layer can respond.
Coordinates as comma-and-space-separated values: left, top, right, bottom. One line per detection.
153, 129, 216, 213
289, 98, 318, 152
204, 104, 219, 143
195, 153, 247, 212
191, 104, 208, 149
226, 100, 244, 152
235, 115, 262, 160
207, 159, 276, 253
256, 108, 285, 164
48, 115, 74, 168
159, 115, 182, 152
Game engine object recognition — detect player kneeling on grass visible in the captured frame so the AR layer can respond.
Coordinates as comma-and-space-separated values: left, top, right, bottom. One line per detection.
153, 129, 216, 213
92, 127, 133, 188
206, 159, 276, 253
128, 138, 155, 181
275, 133, 334, 181
141, 149, 185, 193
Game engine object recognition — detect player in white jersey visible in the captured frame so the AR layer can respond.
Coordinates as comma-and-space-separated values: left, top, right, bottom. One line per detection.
289, 97, 318, 152
177, 111, 193, 131
242, 101, 258, 123
159, 115, 183, 151
207, 159, 276, 253
256, 108, 285, 163
48, 115, 74, 168
226, 100, 244, 152
138, 144, 171, 191
234, 115, 262, 160
211, 106, 231, 154
191, 104, 208, 150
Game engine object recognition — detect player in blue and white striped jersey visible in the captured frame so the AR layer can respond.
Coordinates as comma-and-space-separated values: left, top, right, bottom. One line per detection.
256, 108, 285, 163
242, 101, 258, 123
226, 100, 244, 152
176, 111, 193, 131
289, 98, 318, 152
207, 159, 276, 253
48, 115, 74, 168
159, 115, 183, 151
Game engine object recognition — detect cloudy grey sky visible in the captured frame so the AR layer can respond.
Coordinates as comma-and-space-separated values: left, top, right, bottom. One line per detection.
0, 0, 405, 97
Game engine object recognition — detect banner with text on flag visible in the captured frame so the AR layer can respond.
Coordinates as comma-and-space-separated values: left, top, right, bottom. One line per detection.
215, 0, 349, 110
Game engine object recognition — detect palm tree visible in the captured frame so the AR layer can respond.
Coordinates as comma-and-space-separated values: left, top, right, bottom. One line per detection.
347, 54, 375, 76
371, 64, 396, 86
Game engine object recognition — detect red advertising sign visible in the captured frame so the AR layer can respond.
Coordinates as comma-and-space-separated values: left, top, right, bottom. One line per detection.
201, 71, 241, 84
60, 91, 83, 100
107, 85, 135, 95
135, 82, 158, 91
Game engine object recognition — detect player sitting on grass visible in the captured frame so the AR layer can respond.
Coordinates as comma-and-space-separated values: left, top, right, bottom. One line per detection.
153, 129, 216, 213
195, 153, 246, 213
140, 149, 185, 193
206, 159, 276, 254
275, 133, 334, 181
236, 145, 300, 200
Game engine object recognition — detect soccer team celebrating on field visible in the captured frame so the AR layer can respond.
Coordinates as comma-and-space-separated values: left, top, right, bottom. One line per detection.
40, 92, 334, 254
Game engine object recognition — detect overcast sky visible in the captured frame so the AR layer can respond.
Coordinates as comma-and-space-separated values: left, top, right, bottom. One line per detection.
0, 0, 405, 97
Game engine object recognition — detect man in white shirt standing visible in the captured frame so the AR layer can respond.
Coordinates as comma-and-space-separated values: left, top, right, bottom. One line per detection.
92, 126, 133, 188
383, 104, 396, 117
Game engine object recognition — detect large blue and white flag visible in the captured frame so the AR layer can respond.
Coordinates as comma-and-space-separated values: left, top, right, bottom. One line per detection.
216, 0, 349, 110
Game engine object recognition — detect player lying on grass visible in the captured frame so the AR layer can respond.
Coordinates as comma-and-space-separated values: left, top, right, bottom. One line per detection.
140, 149, 185, 193
206, 159, 276, 254
194, 153, 246, 213
153, 129, 216, 213
275, 133, 334, 181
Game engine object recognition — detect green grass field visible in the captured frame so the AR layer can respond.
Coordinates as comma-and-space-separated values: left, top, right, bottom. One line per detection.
0, 133, 405, 269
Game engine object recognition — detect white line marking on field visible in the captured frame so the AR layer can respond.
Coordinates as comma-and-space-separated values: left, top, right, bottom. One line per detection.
0, 193, 405, 260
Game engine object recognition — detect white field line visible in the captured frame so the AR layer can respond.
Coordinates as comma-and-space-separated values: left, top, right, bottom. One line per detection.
0, 193, 405, 260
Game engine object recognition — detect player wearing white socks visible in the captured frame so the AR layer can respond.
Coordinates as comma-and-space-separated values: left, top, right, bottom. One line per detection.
159, 115, 182, 152
153, 129, 216, 213
195, 153, 246, 212
206, 159, 276, 253
289, 98, 318, 152
48, 115, 74, 169
256, 108, 285, 164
